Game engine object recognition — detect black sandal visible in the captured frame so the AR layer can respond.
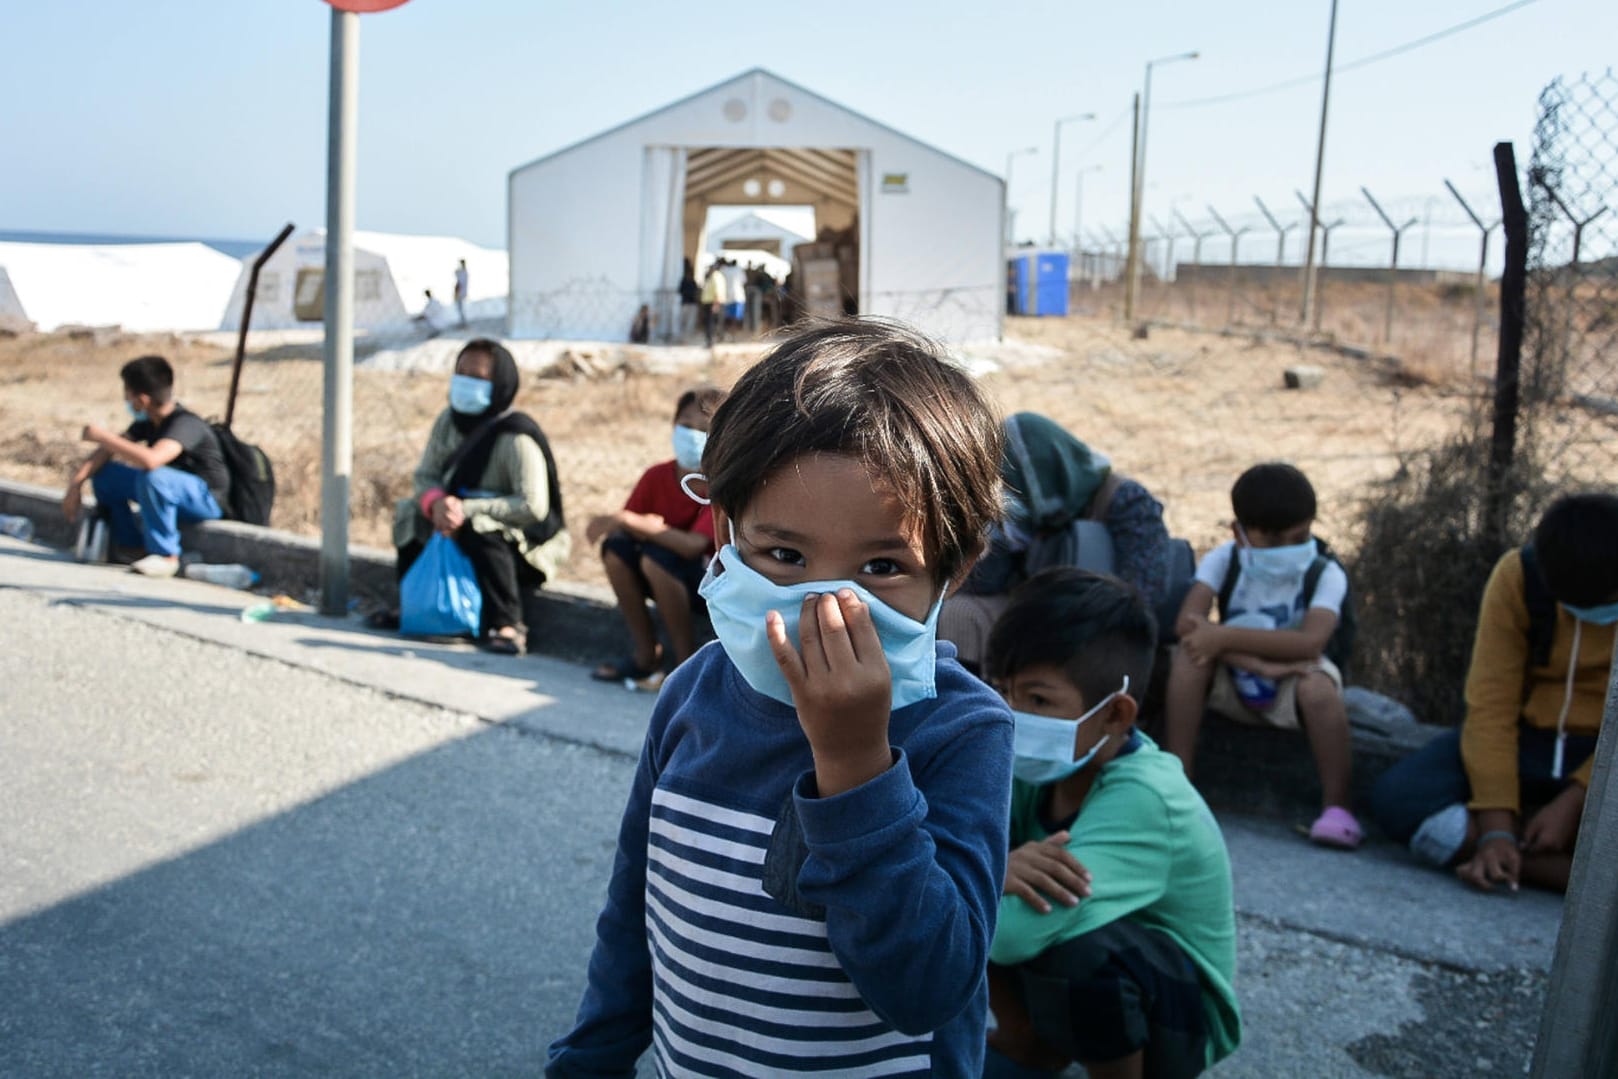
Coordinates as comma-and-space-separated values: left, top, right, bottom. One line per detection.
481, 629, 523, 656
592, 653, 659, 682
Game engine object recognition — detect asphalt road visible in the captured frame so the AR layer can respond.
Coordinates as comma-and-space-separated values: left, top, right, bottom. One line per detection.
0, 539, 1563, 1077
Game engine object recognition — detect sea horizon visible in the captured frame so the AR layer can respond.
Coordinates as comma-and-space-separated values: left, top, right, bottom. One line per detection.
0, 228, 262, 260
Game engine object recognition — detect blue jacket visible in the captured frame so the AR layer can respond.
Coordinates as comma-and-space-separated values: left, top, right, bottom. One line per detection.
547, 640, 1014, 1077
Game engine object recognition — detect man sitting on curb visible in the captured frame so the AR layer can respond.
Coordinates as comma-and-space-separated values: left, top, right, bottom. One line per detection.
62, 355, 229, 577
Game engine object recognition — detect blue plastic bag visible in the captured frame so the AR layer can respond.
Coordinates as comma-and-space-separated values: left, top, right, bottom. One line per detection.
399, 532, 483, 637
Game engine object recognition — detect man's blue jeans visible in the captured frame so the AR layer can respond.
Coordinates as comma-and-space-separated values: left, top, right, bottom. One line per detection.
91, 463, 221, 557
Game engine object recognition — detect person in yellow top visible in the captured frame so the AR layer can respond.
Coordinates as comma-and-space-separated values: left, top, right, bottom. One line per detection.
1370, 493, 1618, 893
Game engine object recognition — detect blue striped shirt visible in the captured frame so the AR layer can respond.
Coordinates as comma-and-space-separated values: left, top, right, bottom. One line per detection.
548, 640, 1014, 1077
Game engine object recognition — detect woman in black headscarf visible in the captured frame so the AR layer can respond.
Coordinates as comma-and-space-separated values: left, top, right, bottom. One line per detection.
378, 338, 570, 654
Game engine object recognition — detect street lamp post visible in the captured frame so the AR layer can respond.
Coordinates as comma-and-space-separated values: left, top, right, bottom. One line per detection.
1005, 146, 1039, 247
1125, 49, 1199, 321
1049, 113, 1096, 246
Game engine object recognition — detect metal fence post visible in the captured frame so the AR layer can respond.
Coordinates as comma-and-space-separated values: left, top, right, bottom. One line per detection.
1150, 213, 1177, 286
1174, 209, 1209, 324
1486, 142, 1527, 553
1362, 186, 1418, 345
1533, 177, 1608, 402
1206, 206, 1247, 326
1444, 179, 1500, 380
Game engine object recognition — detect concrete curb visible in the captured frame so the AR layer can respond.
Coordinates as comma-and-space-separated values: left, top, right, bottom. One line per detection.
0, 477, 629, 664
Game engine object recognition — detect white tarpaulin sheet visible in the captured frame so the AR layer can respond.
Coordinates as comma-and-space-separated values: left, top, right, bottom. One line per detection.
0, 241, 242, 332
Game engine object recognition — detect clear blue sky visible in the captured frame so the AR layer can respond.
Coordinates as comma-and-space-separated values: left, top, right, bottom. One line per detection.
2, 0, 1612, 268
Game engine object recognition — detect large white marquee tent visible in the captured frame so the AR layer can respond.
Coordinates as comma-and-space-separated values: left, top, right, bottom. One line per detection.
705, 208, 814, 263
0, 241, 242, 332
219, 230, 509, 332
507, 68, 1004, 343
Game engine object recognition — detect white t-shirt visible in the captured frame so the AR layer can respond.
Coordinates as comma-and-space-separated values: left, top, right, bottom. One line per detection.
1193, 539, 1346, 631
454, 267, 469, 300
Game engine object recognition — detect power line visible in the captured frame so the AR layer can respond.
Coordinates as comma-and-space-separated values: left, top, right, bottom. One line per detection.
1070, 103, 1133, 162
1158, 0, 1539, 111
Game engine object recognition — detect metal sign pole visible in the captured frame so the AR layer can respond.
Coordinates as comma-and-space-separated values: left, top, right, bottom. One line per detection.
1532, 650, 1618, 1076
320, 7, 358, 616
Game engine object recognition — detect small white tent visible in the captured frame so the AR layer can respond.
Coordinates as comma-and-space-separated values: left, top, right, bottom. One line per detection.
706, 209, 814, 263
0, 241, 242, 332
0, 265, 27, 329
508, 68, 1004, 343
218, 230, 509, 332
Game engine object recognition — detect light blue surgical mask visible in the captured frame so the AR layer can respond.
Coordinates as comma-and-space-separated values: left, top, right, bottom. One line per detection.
449, 374, 493, 415
1011, 676, 1129, 786
126, 401, 148, 423
1563, 600, 1618, 626
672, 424, 707, 471
698, 527, 944, 709
1237, 526, 1317, 584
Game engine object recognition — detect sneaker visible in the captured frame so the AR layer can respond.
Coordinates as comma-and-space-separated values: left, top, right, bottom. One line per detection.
1410, 802, 1469, 867
129, 554, 180, 578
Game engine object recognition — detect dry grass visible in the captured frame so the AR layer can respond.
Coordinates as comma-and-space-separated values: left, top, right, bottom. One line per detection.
6, 284, 1611, 592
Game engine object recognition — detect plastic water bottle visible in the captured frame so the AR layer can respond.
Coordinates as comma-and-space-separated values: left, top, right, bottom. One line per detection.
0, 514, 35, 542
1230, 666, 1279, 711
182, 563, 261, 589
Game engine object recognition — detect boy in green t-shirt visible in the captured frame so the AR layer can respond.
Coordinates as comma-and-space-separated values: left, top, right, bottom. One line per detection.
984, 568, 1241, 1079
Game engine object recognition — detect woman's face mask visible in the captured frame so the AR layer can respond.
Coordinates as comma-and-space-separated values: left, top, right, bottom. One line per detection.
1010, 676, 1129, 785
697, 524, 944, 709
672, 424, 707, 471
449, 374, 493, 415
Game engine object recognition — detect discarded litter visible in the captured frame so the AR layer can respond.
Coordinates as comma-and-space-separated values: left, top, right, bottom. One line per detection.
183, 562, 260, 589
240, 594, 311, 623
0, 514, 36, 542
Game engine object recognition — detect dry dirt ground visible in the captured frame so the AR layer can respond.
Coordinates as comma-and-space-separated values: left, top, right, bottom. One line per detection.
0, 302, 1487, 588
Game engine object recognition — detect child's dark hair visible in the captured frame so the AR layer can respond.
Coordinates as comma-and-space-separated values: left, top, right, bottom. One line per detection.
120, 355, 174, 404
459, 337, 514, 370
1534, 492, 1618, 607
702, 319, 1002, 584
1232, 462, 1317, 532
674, 384, 726, 423
986, 568, 1158, 710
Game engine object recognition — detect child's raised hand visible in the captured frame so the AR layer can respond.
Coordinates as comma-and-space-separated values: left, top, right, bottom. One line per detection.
767, 589, 893, 797
1004, 832, 1092, 913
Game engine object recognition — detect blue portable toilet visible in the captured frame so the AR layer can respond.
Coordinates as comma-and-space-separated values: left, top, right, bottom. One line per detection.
1007, 250, 1070, 316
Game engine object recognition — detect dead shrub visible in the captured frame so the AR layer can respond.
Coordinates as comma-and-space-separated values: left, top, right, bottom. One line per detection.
1349, 434, 1554, 726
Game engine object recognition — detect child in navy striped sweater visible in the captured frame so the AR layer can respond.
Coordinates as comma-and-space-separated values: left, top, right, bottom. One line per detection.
548, 320, 1015, 1077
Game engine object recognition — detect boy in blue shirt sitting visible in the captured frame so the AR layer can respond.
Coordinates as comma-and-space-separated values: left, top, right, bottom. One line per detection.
985, 568, 1240, 1079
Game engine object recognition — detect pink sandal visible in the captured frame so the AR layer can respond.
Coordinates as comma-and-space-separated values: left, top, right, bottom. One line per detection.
1309, 806, 1363, 850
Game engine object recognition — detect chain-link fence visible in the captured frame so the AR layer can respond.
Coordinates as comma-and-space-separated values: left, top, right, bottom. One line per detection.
1349, 69, 1617, 724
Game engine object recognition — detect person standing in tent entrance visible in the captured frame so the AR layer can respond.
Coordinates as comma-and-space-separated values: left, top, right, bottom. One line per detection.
61, 354, 229, 578
700, 261, 728, 347
373, 338, 571, 655
677, 258, 700, 342
453, 258, 470, 327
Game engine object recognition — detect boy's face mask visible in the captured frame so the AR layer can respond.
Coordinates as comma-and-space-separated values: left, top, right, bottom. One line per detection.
697, 524, 944, 709
125, 400, 149, 423
672, 424, 707, 471
1237, 525, 1316, 584
1011, 676, 1129, 785
449, 374, 493, 415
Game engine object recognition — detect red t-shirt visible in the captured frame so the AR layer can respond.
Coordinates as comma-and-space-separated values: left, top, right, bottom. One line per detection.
624, 460, 715, 552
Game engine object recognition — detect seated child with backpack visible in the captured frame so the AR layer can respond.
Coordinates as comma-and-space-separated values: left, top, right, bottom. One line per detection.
1369, 492, 1618, 893
61, 355, 229, 578
1162, 462, 1361, 849
586, 384, 726, 688
984, 568, 1240, 1079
